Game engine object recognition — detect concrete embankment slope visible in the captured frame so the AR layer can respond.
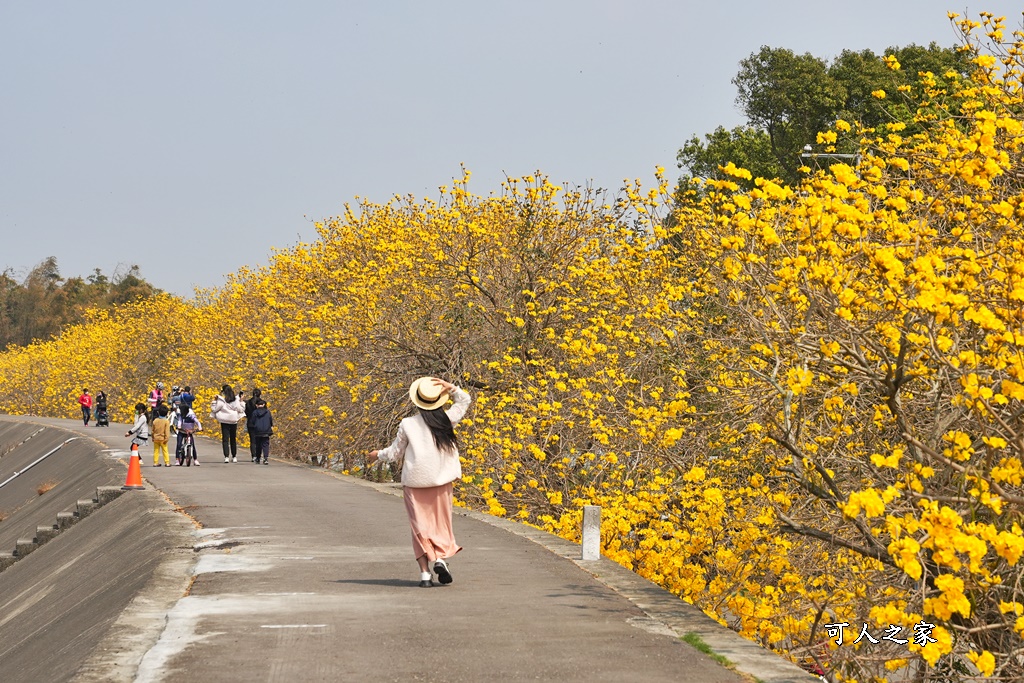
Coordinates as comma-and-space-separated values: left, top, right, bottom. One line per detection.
0, 417, 195, 683
0, 419, 121, 553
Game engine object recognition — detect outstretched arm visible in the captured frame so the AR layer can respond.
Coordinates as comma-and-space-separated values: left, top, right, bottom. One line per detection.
368, 423, 408, 466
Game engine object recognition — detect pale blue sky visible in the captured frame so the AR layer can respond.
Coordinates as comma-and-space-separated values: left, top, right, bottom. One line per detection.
2, 1, 1021, 297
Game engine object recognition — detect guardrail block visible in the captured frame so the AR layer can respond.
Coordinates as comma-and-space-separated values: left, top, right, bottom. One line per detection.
75, 499, 98, 518
36, 524, 59, 544
96, 486, 124, 505
56, 511, 76, 530
15, 538, 37, 557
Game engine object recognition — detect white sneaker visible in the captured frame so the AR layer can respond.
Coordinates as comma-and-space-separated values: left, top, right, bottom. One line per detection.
232, 456, 237, 463
224, 457, 229, 463
433, 558, 452, 585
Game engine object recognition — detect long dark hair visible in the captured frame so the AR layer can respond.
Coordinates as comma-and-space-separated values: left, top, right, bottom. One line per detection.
222, 385, 235, 402
421, 407, 457, 453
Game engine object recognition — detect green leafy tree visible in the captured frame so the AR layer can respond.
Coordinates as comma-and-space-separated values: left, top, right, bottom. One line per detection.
733, 46, 845, 181
107, 265, 158, 306
676, 125, 777, 188
0, 259, 160, 348
828, 48, 896, 130
0, 270, 18, 348
677, 42, 972, 190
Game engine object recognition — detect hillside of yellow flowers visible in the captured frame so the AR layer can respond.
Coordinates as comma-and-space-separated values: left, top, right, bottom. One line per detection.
2, 12, 1023, 682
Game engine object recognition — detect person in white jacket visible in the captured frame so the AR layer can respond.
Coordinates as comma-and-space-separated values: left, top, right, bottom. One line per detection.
125, 402, 150, 464
369, 377, 471, 588
211, 385, 246, 463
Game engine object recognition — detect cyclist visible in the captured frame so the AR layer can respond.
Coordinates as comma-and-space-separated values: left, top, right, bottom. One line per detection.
173, 403, 203, 466
147, 382, 166, 424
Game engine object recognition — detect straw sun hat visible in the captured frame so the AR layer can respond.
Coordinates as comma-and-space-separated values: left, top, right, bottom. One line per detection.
409, 377, 449, 410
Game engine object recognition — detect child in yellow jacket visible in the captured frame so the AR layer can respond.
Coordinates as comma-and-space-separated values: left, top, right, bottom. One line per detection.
152, 405, 171, 466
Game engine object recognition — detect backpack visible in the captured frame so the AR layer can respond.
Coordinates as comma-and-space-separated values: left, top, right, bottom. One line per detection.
181, 413, 199, 434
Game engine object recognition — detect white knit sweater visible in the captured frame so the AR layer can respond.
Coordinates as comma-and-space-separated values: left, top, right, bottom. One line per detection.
377, 387, 471, 488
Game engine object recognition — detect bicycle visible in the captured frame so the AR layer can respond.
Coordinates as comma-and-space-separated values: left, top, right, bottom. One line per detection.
177, 429, 200, 466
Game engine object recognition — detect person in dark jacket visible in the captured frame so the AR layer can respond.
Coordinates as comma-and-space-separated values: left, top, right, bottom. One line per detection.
244, 388, 263, 462
249, 398, 273, 465
95, 391, 109, 427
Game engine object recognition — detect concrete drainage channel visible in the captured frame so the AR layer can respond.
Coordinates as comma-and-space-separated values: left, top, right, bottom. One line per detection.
0, 485, 126, 572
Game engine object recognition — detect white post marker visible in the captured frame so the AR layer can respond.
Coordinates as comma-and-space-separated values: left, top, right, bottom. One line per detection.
581, 505, 601, 561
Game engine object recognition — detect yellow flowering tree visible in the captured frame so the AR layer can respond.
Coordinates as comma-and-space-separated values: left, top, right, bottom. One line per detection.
2, 11, 1024, 682
673, 13, 1024, 679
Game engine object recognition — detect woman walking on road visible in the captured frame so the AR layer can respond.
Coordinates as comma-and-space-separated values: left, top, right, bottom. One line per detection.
147, 382, 165, 423
211, 385, 246, 463
368, 377, 471, 588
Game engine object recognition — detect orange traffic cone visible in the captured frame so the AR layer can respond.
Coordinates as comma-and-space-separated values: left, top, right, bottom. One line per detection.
122, 444, 145, 490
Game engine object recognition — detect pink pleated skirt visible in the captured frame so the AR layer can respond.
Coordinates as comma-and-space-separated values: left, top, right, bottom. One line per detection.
403, 482, 462, 561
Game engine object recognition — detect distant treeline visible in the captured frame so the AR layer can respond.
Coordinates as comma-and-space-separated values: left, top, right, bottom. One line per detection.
0, 257, 159, 349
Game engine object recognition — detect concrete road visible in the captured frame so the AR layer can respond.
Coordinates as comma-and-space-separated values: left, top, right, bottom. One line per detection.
3, 417, 815, 682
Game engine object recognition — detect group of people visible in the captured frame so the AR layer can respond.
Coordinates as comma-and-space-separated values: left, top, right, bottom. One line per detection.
74, 381, 273, 468
126, 391, 204, 467
208, 385, 274, 465
140, 375, 474, 588
80, 373, 472, 589
76, 388, 109, 427
127, 382, 275, 467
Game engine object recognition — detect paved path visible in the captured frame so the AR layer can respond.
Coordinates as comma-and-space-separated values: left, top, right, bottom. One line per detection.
14, 419, 816, 682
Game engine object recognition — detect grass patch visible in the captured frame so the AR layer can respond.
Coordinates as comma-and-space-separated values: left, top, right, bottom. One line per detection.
36, 480, 59, 495
682, 632, 735, 669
